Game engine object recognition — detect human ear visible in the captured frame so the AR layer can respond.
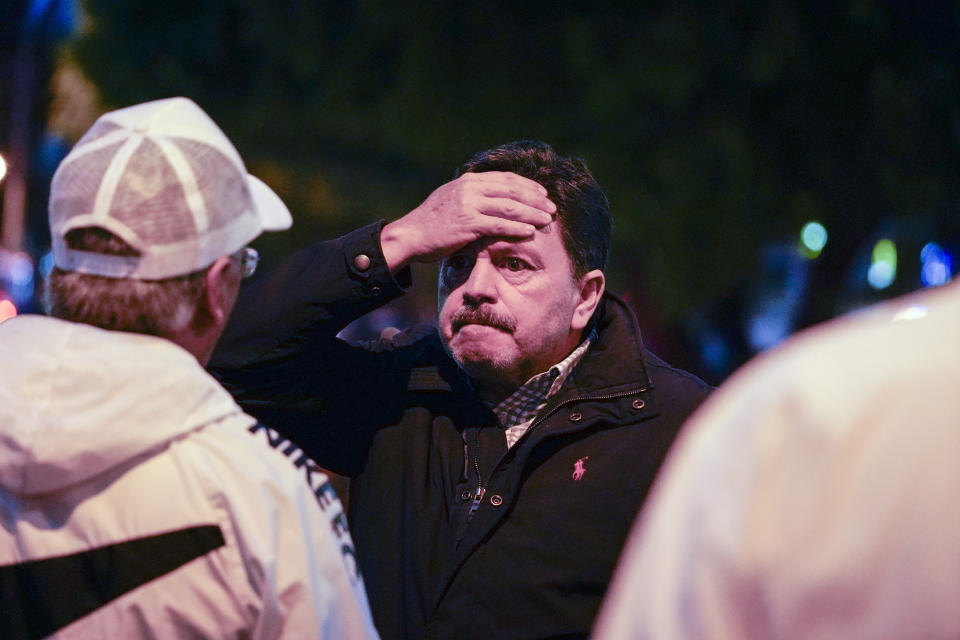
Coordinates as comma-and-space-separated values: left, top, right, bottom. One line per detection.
571, 269, 605, 331
202, 256, 235, 327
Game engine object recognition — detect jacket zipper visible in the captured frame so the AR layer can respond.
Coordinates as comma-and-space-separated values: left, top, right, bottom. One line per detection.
465, 386, 649, 523
466, 430, 485, 522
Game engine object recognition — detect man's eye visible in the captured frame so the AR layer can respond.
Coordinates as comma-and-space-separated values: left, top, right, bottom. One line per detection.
447, 255, 471, 270
503, 257, 529, 272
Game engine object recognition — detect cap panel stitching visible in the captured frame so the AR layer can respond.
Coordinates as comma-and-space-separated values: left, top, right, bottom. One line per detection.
151, 135, 209, 234
91, 134, 144, 225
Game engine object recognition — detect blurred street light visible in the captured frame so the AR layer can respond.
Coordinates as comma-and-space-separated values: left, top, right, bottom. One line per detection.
920, 242, 952, 288
799, 221, 828, 259
868, 239, 898, 290
1, 0, 75, 252
0, 249, 34, 308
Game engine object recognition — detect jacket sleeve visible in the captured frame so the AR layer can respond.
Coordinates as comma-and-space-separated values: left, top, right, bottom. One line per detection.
208, 221, 413, 475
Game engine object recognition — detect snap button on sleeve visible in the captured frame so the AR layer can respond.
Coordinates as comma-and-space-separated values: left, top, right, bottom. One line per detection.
370, 285, 381, 296
632, 398, 645, 410
489, 494, 503, 507
569, 412, 583, 422
354, 253, 372, 271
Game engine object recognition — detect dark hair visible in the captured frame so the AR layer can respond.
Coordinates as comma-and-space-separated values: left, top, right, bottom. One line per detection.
454, 140, 612, 278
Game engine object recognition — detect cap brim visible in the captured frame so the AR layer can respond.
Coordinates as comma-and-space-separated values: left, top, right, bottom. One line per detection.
248, 174, 293, 231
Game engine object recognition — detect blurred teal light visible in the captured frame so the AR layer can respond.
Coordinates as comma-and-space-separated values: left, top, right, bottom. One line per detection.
801, 222, 827, 251
800, 221, 827, 258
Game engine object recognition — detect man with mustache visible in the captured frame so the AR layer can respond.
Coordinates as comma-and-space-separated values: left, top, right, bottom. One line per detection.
210, 140, 711, 639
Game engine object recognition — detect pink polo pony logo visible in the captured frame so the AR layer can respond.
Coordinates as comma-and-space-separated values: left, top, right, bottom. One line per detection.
572, 456, 589, 481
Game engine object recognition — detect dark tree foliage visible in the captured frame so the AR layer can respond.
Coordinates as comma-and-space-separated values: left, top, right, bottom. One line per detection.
69, 0, 960, 340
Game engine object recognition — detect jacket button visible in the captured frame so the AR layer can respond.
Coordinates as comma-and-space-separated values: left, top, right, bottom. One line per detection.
569, 412, 583, 422
459, 490, 472, 501
354, 253, 371, 271
489, 494, 503, 507
632, 398, 645, 410
370, 285, 381, 296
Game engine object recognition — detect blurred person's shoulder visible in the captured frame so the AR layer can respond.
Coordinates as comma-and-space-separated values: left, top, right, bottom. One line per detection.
684, 281, 960, 461
744, 281, 960, 401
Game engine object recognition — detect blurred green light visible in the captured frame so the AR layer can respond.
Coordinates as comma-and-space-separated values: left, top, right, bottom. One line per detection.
800, 221, 827, 257
872, 238, 897, 267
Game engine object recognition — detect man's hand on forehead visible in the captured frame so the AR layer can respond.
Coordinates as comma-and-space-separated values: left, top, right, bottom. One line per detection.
380, 171, 556, 271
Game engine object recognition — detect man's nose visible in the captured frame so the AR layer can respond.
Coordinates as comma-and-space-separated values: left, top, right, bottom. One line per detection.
461, 260, 498, 307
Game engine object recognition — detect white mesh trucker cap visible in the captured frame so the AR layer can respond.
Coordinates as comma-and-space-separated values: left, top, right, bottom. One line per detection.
49, 97, 292, 279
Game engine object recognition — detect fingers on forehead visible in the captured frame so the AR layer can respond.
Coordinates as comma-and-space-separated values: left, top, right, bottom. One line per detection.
469, 171, 547, 195
481, 198, 553, 224
481, 219, 537, 239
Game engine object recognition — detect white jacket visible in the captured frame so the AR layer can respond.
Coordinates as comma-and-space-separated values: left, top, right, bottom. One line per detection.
594, 282, 960, 640
0, 315, 379, 639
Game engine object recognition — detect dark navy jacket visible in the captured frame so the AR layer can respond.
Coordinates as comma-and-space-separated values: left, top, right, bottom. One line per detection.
209, 222, 712, 639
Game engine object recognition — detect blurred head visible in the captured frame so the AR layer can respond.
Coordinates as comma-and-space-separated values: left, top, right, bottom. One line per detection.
438, 141, 610, 397
45, 97, 289, 363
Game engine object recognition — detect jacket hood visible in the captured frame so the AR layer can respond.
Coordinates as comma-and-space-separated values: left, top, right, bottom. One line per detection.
0, 315, 245, 496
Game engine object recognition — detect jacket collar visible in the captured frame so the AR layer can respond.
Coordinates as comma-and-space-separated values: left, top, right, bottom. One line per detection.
553, 292, 653, 402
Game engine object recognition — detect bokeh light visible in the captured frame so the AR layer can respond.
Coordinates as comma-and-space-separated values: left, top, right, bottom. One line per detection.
868, 239, 897, 290
0, 251, 35, 307
39, 251, 55, 278
800, 221, 828, 258
920, 242, 952, 288
8, 253, 33, 288
0, 153, 7, 183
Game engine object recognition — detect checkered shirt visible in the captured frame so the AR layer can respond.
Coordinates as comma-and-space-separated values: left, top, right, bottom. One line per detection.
494, 332, 595, 449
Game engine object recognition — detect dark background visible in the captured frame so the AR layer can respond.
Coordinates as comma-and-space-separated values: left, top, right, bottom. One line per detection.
2, 0, 958, 384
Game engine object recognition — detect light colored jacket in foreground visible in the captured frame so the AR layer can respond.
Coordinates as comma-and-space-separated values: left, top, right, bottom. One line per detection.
595, 282, 960, 640
0, 314, 379, 639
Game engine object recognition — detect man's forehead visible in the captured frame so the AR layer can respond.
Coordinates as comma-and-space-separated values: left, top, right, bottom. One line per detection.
470, 223, 559, 253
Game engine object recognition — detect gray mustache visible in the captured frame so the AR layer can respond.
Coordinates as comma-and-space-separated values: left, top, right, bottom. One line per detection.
451, 307, 516, 334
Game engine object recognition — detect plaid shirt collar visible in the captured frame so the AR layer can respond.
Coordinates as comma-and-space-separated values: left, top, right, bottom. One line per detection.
492, 331, 595, 431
